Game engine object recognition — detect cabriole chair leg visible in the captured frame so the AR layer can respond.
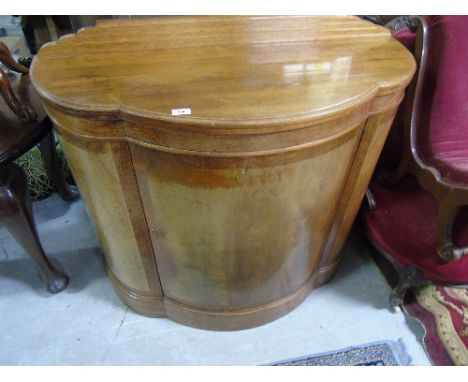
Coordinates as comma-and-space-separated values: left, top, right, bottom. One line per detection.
0, 163, 69, 293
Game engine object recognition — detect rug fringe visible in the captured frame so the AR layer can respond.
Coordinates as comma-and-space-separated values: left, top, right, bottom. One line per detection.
264, 339, 413, 366
393, 338, 412, 366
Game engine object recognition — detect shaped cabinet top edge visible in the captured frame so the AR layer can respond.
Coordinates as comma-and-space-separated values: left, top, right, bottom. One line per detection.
30, 16, 415, 131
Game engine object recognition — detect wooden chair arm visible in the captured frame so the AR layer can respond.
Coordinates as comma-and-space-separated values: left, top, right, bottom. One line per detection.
0, 42, 29, 74
0, 67, 36, 121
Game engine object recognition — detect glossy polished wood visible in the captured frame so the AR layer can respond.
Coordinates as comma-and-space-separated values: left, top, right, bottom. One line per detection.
30, 16, 415, 330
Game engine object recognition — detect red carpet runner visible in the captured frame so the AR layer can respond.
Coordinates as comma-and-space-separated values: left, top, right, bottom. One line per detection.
404, 285, 468, 365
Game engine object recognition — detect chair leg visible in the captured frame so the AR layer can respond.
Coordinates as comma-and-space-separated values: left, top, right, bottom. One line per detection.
389, 266, 427, 312
0, 163, 69, 293
38, 125, 79, 202
436, 194, 468, 262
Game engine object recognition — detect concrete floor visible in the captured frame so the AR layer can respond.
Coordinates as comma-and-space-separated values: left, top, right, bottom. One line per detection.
0, 16, 22, 37
0, 194, 432, 365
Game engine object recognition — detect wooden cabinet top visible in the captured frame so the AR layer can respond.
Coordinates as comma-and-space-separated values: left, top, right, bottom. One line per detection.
31, 16, 415, 129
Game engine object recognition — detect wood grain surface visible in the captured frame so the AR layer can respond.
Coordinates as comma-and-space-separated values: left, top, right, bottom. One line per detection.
31, 16, 415, 330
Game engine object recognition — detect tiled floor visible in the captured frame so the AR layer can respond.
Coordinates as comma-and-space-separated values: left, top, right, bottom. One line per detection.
0, 194, 431, 365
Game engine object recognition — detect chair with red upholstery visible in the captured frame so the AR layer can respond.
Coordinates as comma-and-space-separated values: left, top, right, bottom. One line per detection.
363, 16, 468, 308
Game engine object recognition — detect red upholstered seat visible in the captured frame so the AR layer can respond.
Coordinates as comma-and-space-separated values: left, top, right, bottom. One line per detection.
417, 16, 468, 185
365, 177, 468, 283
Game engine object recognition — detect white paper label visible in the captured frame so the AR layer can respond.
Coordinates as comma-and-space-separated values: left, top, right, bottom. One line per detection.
171, 108, 192, 116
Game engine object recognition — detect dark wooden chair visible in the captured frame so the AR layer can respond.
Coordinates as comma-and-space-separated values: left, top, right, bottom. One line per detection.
0, 41, 78, 293
363, 16, 468, 308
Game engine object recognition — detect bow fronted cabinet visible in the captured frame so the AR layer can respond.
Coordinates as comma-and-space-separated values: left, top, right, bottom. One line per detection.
30, 16, 415, 330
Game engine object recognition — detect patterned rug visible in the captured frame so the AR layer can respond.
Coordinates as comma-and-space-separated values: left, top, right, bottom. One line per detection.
266, 340, 411, 366
404, 285, 468, 366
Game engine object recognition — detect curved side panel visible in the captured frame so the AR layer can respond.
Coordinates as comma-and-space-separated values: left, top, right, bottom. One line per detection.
52, 116, 163, 298
320, 105, 401, 273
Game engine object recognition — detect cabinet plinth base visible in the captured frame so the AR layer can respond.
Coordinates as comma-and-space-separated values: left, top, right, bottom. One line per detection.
108, 263, 339, 331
